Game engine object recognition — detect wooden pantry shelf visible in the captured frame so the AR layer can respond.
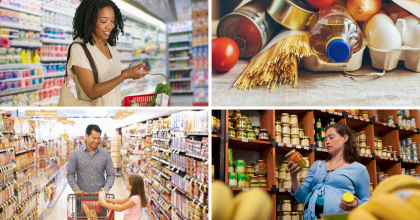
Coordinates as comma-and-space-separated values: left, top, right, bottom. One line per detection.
228, 137, 271, 152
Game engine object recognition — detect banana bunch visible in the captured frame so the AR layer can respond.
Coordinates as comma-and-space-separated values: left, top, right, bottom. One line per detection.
348, 175, 420, 220
212, 180, 272, 220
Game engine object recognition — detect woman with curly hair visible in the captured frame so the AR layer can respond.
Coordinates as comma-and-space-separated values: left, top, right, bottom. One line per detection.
287, 123, 371, 220
67, 0, 148, 106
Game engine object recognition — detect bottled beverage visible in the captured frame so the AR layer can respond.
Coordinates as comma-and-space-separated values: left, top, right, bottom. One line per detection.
308, 3, 363, 63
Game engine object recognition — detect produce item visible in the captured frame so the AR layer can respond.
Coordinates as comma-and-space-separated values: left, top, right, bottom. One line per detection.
403, 15, 420, 31
347, 0, 381, 22
307, 0, 336, 9
149, 74, 172, 106
234, 33, 310, 90
370, 23, 402, 50
212, 181, 233, 220
308, 4, 363, 63
212, 37, 239, 72
371, 175, 420, 198
403, 25, 420, 48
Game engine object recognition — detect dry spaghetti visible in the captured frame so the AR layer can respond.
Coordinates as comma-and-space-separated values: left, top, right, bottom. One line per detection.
234, 35, 310, 90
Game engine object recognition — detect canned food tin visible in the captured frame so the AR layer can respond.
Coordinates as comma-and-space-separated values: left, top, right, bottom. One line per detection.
250, 176, 259, 187
281, 113, 290, 124
407, 155, 412, 160
228, 160, 234, 173
377, 140, 383, 148
360, 146, 366, 154
236, 160, 246, 174
238, 173, 246, 187
267, 0, 317, 31
398, 114, 403, 126
245, 175, 250, 187
228, 173, 237, 187
217, 1, 280, 58
413, 156, 418, 161
413, 150, 419, 155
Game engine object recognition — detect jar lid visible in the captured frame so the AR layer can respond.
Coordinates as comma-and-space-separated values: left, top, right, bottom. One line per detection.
342, 192, 354, 203
373, 114, 378, 117
299, 128, 304, 131
261, 129, 267, 131
378, 172, 384, 174
290, 114, 297, 117
413, 142, 417, 144
281, 113, 290, 116
257, 160, 264, 162
237, 129, 245, 131
366, 146, 371, 149
393, 151, 397, 153
246, 166, 253, 168
284, 200, 291, 202
285, 149, 296, 158
359, 131, 366, 133
276, 131, 282, 134
247, 122, 252, 124
291, 125, 299, 127
377, 140, 382, 142
302, 136, 309, 138
275, 121, 281, 124
228, 126, 234, 129
252, 126, 260, 128
280, 168, 285, 171
246, 130, 254, 132
407, 138, 412, 140
291, 135, 299, 137
282, 123, 290, 126
370, 183, 373, 185
258, 175, 266, 177
362, 111, 368, 114
283, 134, 290, 137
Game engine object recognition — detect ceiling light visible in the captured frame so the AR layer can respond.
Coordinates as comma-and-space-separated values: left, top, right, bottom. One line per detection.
113, 0, 166, 30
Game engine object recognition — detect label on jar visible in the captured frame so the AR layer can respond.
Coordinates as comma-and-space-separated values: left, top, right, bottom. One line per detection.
228, 167, 234, 173
250, 179, 259, 187
228, 179, 237, 187
282, 203, 291, 212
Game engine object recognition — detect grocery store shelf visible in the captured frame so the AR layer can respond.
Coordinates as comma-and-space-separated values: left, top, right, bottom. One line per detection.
0, 22, 42, 31
0, 147, 15, 152
15, 147, 36, 155
42, 23, 72, 32
168, 29, 192, 34
169, 57, 190, 61
168, 47, 190, 51
121, 58, 134, 62
276, 143, 311, 155
42, 38, 72, 45
168, 39, 191, 43
169, 183, 208, 212
151, 177, 171, 194
172, 90, 193, 94
184, 153, 207, 161
117, 41, 133, 45
193, 102, 209, 106
228, 137, 271, 151
151, 210, 158, 220
0, 3, 43, 16
42, 6, 75, 17
0, 63, 42, 70
41, 57, 67, 62
152, 146, 170, 153
168, 78, 191, 82
11, 41, 42, 47
151, 198, 171, 220
39, 162, 68, 190
0, 85, 43, 97
374, 121, 396, 134
116, 47, 134, 51
169, 67, 192, 71
45, 72, 66, 78
39, 180, 68, 220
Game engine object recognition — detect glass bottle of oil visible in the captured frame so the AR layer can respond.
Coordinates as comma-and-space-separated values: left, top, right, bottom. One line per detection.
308, 0, 363, 63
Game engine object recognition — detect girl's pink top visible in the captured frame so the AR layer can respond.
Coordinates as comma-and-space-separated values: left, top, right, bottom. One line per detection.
123, 195, 142, 220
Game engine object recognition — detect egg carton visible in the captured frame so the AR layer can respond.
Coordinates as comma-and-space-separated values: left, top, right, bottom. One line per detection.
302, 45, 366, 72
368, 19, 420, 72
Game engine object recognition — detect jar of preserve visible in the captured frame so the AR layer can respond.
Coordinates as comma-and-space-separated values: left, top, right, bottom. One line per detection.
228, 118, 233, 128
290, 114, 298, 125
282, 123, 291, 134
278, 179, 284, 189
246, 122, 253, 131
250, 176, 259, 187
407, 138, 413, 145
299, 128, 305, 138
282, 212, 291, 220
402, 152, 407, 159
291, 125, 299, 135
228, 126, 236, 138
236, 117, 246, 130
377, 140, 383, 148
245, 175, 250, 188
301, 136, 309, 147
386, 150, 391, 158
393, 151, 398, 159
384, 174, 389, 179
376, 146, 383, 157
283, 134, 291, 145
362, 111, 369, 120
275, 167, 279, 179
285, 149, 307, 169
377, 172, 384, 179
401, 139, 406, 146
359, 139, 367, 147
233, 110, 242, 121
356, 140, 360, 147
254, 160, 267, 176
258, 175, 267, 188
412, 142, 418, 150
360, 146, 366, 154
279, 168, 286, 180
281, 113, 290, 124
242, 113, 249, 122
275, 121, 282, 133
236, 129, 246, 139
300, 168, 309, 179
359, 131, 366, 140
319, 127, 325, 139
291, 135, 300, 145
382, 149, 388, 157
259, 129, 269, 141
410, 169, 416, 175
246, 130, 256, 140
282, 200, 292, 212
403, 117, 407, 128
275, 132, 282, 143
253, 126, 261, 137
366, 146, 371, 155
246, 166, 254, 176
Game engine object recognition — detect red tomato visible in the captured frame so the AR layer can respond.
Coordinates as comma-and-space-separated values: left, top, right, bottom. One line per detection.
307, 0, 336, 9
212, 37, 239, 72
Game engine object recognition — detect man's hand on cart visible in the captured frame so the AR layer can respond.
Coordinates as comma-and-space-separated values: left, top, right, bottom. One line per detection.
75, 189, 87, 197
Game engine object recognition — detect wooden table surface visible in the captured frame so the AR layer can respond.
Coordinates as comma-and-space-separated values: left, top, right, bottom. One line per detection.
212, 60, 420, 106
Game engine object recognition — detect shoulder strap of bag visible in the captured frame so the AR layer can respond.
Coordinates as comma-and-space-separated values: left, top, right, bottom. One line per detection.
65, 42, 99, 84
316, 160, 323, 171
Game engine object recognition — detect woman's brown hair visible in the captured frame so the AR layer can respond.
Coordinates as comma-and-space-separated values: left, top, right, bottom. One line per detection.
128, 175, 147, 207
325, 123, 359, 163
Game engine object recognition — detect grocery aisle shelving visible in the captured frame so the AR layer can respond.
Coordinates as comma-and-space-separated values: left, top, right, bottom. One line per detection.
0, 3, 43, 16
0, 22, 42, 31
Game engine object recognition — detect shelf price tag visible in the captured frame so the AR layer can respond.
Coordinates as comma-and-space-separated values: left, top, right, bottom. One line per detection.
242, 187, 249, 191
317, 148, 321, 151
406, 128, 409, 131
278, 143, 283, 147
287, 144, 292, 148
279, 188, 285, 192
328, 111, 333, 114
369, 155, 372, 158
380, 156, 384, 159
296, 145, 301, 149
304, 146, 309, 150
321, 109, 326, 112
322, 149, 328, 152
242, 138, 248, 143
360, 154, 363, 157
383, 123, 387, 126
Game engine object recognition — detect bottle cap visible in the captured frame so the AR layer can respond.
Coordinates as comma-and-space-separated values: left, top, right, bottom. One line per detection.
326, 38, 350, 63
342, 192, 354, 204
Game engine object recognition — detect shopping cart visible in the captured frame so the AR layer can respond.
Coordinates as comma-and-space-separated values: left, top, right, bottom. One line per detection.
122, 73, 170, 107
67, 193, 115, 220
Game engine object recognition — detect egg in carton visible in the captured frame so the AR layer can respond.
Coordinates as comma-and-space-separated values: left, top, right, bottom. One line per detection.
368, 18, 420, 72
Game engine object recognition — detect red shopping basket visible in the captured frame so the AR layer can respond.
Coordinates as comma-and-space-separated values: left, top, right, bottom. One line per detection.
122, 73, 171, 107
67, 193, 115, 220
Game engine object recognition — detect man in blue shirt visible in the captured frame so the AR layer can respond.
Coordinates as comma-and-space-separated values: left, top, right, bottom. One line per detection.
67, 124, 115, 216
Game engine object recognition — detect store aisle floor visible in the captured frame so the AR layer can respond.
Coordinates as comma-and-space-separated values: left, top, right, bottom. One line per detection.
44, 177, 148, 220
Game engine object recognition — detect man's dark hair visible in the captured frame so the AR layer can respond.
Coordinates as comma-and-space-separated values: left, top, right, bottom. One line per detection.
72, 0, 124, 46
86, 124, 102, 136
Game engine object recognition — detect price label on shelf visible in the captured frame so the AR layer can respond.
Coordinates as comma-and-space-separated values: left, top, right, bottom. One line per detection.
369, 155, 372, 158
304, 146, 309, 150
242, 138, 248, 143
392, 124, 396, 128
354, 116, 358, 120
287, 144, 292, 148
406, 128, 409, 131
322, 149, 328, 152
364, 154, 368, 157
242, 188, 249, 191
380, 156, 384, 159
415, 129, 418, 133
321, 109, 326, 112
278, 143, 283, 147
360, 154, 363, 157
317, 148, 322, 151
365, 119, 369, 122
383, 123, 387, 126
328, 111, 333, 114
296, 145, 301, 149
279, 188, 285, 192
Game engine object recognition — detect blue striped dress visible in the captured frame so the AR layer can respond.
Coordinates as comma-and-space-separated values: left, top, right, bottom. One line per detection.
290, 160, 371, 220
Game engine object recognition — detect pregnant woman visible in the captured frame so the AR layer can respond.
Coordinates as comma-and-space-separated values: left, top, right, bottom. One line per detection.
288, 123, 371, 220
66, 0, 148, 106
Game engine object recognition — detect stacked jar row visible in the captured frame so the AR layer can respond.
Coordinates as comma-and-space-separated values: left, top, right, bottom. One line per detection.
275, 157, 309, 190
227, 149, 268, 188
229, 110, 269, 141
401, 168, 420, 178
276, 113, 309, 146
276, 200, 304, 220
314, 117, 336, 148
396, 109, 416, 130
400, 139, 419, 161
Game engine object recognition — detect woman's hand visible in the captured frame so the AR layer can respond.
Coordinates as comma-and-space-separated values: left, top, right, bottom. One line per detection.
123, 63, 150, 80
287, 161, 301, 178
339, 195, 358, 211
98, 199, 107, 206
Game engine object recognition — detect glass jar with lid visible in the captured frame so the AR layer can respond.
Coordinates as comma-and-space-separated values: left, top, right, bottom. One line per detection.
246, 130, 256, 140
365, 146, 371, 155
282, 123, 291, 134
316, 137, 322, 148
282, 212, 291, 220
373, 114, 379, 122
242, 113, 249, 122
291, 135, 300, 145
393, 151, 398, 159
386, 150, 391, 158
318, 127, 325, 139
246, 166, 254, 177
228, 126, 235, 138
291, 125, 299, 135
360, 146, 366, 154
359, 131, 366, 140
285, 149, 307, 169
258, 175, 267, 188
246, 122, 253, 131
407, 138, 413, 145
252, 126, 261, 137
233, 110, 242, 121
301, 136, 309, 147
377, 172, 385, 179
236, 117, 246, 130
282, 200, 292, 212
282, 134, 291, 145
362, 111, 369, 120
299, 128, 305, 138
228, 118, 233, 128
250, 176, 259, 187
279, 168, 286, 180
376, 146, 383, 157
281, 113, 290, 124
377, 140, 383, 148
275, 121, 282, 132
315, 118, 322, 130
290, 114, 298, 125
236, 129, 246, 139
359, 139, 367, 147
254, 160, 267, 176
382, 149, 388, 157
259, 129, 269, 141
275, 132, 282, 143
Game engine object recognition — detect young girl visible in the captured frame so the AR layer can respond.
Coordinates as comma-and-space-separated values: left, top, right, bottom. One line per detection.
98, 175, 147, 219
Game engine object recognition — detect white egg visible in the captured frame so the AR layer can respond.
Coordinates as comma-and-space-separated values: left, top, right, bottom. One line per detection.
364, 14, 394, 37
370, 23, 402, 50
403, 24, 420, 48
403, 15, 420, 31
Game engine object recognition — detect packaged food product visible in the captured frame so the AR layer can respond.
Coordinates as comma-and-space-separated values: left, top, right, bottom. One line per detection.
258, 175, 267, 188
236, 160, 245, 174
285, 149, 306, 169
